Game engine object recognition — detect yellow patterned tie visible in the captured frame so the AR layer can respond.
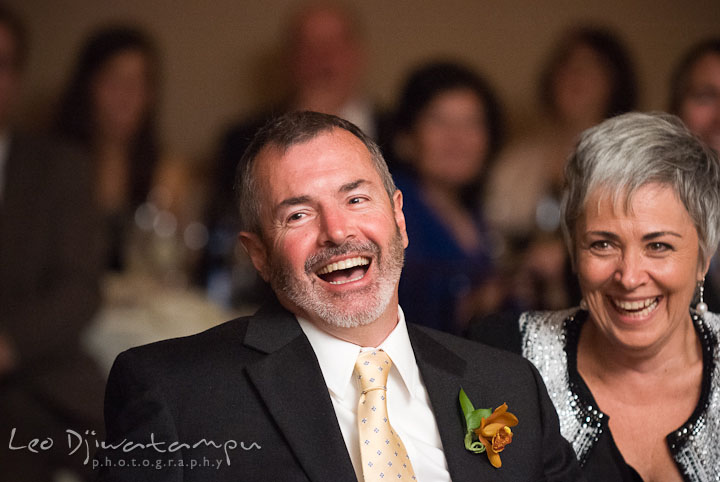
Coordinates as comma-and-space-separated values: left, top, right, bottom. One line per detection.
354, 350, 416, 481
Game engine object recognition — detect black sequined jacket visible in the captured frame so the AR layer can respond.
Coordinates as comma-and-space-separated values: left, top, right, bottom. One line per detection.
470, 308, 720, 482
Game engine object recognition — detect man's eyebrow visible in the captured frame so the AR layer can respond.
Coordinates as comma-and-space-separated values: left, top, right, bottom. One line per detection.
275, 179, 369, 210
278, 195, 312, 209
340, 179, 368, 193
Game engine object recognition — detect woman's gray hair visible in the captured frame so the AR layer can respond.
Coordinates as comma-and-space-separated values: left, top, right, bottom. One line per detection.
235, 111, 397, 235
561, 111, 720, 267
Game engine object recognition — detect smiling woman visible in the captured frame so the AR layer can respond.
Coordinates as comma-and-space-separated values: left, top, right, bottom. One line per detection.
575, 183, 704, 355
469, 112, 720, 482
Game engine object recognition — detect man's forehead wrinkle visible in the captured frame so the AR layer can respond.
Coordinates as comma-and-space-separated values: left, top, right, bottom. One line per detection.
276, 180, 367, 210
252, 129, 379, 223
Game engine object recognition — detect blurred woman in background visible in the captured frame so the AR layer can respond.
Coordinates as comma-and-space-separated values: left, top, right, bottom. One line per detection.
56, 25, 204, 283
484, 25, 637, 311
55, 25, 226, 376
56, 25, 159, 271
670, 38, 720, 155
391, 60, 503, 333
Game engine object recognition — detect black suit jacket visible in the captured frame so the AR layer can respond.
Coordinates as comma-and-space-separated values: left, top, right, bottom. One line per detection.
99, 299, 582, 481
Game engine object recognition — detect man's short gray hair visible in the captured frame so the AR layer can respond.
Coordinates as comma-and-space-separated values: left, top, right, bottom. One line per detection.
235, 111, 397, 235
561, 111, 720, 266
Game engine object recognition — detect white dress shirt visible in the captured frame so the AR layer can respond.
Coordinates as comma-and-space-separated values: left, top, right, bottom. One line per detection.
297, 306, 451, 482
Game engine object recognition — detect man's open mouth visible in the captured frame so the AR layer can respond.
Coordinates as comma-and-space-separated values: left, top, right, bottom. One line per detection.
316, 256, 371, 285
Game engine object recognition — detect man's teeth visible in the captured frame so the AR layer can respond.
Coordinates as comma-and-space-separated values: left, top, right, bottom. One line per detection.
329, 275, 365, 285
316, 256, 369, 275
613, 297, 658, 314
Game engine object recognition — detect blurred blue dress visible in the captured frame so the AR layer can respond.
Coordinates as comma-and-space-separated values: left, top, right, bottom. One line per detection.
395, 173, 494, 333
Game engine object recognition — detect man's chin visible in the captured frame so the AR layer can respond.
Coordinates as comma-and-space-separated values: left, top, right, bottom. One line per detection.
273, 285, 383, 328
312, 296, 389, 329
320, 311, 380, 329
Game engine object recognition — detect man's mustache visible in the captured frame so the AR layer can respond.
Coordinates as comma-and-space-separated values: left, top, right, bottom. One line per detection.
304, 240, 380, 274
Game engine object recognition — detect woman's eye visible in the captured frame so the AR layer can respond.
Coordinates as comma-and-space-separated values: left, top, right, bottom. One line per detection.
648, 242, 672, 252
590, 240, 611, 250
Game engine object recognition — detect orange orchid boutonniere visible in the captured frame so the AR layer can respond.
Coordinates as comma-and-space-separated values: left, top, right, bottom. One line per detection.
459, 388, 518, 468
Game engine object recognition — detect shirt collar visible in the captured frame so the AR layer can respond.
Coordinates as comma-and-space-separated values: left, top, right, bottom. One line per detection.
297, 306, 419, 401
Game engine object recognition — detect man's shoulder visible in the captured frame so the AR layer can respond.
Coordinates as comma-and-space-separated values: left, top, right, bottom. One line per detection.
113, 316, 254, 374
112, 299, 299, 376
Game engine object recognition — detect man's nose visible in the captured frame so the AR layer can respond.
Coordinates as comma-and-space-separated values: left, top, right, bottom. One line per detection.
613, 250, 649, 290
318, 207, 355, 246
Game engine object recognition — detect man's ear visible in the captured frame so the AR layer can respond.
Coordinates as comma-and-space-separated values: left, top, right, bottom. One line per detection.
392, 189, 409, 248
239, 231, 270, 282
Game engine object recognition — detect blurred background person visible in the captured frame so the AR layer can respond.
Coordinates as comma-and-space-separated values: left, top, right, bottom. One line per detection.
670, 38, 720, 313
470, 112, 720, 481
55, 25, 224, 375
670, 38, 720, 154
55, 25, 205, 285
484, 25, 637, 311
199, 1, 389, 310
56, 25, 159, 273
390, 60, 503, 333
0, 6, 105, 481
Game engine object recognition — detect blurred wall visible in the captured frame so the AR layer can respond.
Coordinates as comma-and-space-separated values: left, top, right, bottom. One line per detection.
8, 0, 720, 161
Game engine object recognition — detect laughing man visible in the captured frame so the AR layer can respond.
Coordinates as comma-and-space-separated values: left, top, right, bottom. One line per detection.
99, 111, 582, 481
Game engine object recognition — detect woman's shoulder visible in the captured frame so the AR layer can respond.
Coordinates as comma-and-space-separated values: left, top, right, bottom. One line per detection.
702, 311, 720, 331
519, 308, 577, 333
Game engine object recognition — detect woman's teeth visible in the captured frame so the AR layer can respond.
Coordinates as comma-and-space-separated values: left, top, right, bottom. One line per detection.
612, 297, 659, 316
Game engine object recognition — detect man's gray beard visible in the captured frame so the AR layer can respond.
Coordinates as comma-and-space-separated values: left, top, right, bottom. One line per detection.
268, 229, 405, 329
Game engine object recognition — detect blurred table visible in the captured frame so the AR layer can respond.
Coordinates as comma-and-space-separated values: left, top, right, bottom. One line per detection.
84, 273, 256, 375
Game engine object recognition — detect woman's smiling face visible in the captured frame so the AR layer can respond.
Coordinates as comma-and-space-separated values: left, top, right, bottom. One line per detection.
575, 183, 707, 353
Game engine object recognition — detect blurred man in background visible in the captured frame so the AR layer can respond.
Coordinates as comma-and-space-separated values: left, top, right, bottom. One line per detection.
0, 5, 105, 481
200, 1, 388, 310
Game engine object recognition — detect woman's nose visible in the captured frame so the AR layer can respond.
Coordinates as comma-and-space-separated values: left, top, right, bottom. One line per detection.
613, 251, 649, 290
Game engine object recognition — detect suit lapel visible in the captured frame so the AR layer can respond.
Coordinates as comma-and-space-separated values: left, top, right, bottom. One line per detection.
243, 302, 356, 481
409, 326, 513, 482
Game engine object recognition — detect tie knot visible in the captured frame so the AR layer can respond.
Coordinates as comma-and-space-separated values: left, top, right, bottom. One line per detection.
354, 350, 392, 392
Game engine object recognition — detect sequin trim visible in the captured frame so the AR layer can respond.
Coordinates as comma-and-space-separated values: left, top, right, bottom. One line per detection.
519, 309, 720, 479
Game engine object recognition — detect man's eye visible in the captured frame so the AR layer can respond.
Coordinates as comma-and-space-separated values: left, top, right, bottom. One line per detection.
349, 197, 366, 204
288, 212, 306, 222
